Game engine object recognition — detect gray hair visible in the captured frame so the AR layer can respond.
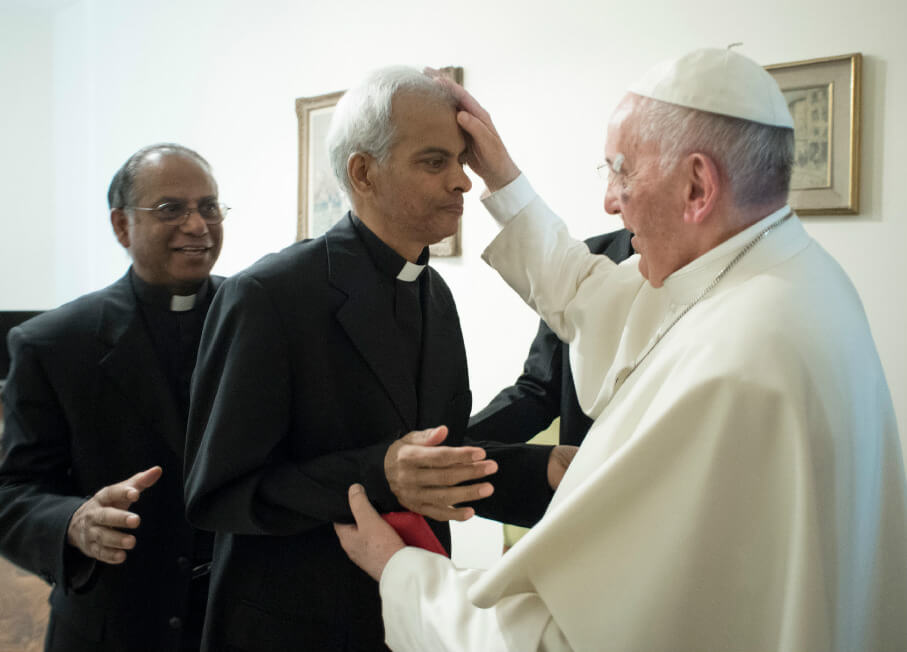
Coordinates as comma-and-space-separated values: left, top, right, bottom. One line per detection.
107, 143, 212, 209
630, 95, 794, 207
327, 66, 456, 198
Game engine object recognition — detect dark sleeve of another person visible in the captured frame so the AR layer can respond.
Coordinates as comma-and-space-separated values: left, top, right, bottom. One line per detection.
466, 229, 635, 526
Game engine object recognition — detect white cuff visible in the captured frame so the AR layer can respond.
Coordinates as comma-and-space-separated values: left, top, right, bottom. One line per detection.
481, 174, 536, 226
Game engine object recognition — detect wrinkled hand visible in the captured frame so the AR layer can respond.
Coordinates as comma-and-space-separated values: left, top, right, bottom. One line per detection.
334, 484, 405, 581
426, 69, 520, 192
66, 466, 163, 564
384, 426, 497, 522
547, 445, 579, 490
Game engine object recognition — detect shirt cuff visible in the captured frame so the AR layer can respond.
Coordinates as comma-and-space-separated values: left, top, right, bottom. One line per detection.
481, 174, 536, 226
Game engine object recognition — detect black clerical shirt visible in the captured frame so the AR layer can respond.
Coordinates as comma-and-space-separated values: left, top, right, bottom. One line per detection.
129, 268, 214, 648
130, 269, 213, 420
351, 215, 428, 385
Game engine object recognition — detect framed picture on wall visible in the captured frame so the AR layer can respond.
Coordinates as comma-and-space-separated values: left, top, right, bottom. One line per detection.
765, 53, 862, 215
295, 66, 464, 256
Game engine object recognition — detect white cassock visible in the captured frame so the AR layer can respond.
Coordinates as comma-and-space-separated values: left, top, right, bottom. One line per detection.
380, 175, 907, 652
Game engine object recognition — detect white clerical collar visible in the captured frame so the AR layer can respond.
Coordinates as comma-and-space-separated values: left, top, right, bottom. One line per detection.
397, 261, 425, 282
170, 294, 197, 312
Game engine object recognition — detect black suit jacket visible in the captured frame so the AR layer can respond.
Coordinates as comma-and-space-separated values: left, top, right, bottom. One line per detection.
184, 214, 471, 651
468, 229, 635, 526
0, 271, 222, 652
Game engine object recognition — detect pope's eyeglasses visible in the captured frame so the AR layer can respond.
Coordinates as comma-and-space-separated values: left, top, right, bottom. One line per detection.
595, 153, 626, 183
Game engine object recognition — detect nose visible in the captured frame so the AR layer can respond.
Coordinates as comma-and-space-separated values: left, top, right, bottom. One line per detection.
181, 208, 209, 235
603, 179, 620, 215
450, 162, 472, 193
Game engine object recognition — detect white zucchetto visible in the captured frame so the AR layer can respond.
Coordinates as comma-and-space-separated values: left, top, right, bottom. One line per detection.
628, 48, 794, 128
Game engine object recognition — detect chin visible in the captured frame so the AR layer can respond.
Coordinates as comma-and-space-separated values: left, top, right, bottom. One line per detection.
430, 216, 460, 243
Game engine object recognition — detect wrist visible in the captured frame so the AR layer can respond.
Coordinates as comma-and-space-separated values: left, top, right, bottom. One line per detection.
486, 165, 521, 193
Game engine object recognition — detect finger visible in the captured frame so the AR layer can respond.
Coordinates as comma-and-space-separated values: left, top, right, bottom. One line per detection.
89, 541, 129, 565
417, 481, 495, 508
129, 465, 163, 491
95, 466, 163, 506
333, 522, 357, 551
436, 77, 492, 124
398, 444, 487, 467
402, 460, 498, 488
401, 425, 449, 447
94, 482, 136, 507
92, 506, 141, 530
347, 484, 382, 528
456, 110, 497, 143
415, 501, 477, 523
91, 525, 137, 551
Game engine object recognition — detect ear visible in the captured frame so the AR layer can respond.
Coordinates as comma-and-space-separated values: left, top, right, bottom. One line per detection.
682, 153, 721, 224
111, 208, 131, 249
347, 152, 376, 198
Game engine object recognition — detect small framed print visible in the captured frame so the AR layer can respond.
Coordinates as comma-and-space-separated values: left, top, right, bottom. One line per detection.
766, 53, 862, 215
295, 66, 464, 256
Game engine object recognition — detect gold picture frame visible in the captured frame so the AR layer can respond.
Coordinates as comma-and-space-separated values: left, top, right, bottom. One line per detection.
295, 66, 464, 256
765, 53, 862, 215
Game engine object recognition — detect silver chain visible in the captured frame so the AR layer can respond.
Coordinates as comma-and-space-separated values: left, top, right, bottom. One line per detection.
614, 209, 794, 390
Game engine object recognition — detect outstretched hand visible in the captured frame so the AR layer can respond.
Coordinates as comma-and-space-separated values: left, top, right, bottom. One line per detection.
384, 426, 497, 522
334, 484, 405, 581
426, 69, 521, 192
66, 465, 163, 564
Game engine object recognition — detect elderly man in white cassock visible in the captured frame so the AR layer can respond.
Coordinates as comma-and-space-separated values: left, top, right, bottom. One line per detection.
334, 48, 907, 652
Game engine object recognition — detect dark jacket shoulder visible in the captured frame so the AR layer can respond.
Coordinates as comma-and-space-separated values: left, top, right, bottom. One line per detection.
585, 229, 634, 259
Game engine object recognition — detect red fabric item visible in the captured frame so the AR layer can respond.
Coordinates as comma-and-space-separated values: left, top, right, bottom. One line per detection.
382, 511, 449, 557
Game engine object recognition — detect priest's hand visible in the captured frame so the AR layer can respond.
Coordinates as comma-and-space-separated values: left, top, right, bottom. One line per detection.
66, 465, 163, 564
547, 445, 579, 490
335, 484, 405, 581
426, 69, 520, 192
384, 426, 497, 522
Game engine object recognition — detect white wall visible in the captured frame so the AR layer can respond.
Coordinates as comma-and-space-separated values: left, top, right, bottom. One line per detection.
0, 7, 55, 308
1, 0, 905, 561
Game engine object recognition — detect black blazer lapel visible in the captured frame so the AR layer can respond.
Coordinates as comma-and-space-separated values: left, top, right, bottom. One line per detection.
95, 274, 185, 458
327, 215, 418, 429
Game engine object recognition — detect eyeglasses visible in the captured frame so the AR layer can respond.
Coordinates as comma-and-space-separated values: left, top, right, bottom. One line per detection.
595, 153, 626, 183
125, 201, 231, 225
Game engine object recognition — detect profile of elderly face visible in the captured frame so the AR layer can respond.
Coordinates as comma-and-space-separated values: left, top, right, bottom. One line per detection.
111, 152, 223, 293
602, 88, 792, 289
603, 94, 697, 287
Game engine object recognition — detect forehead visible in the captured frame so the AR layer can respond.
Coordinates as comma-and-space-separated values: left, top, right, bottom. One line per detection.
388, 91, 464, 153
605, 94, 639, 153
134, 153, 217, 200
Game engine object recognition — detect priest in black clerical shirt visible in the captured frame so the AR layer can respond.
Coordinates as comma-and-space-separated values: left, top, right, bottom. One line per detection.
183, 67, 482, 652
0, 143, 225, 652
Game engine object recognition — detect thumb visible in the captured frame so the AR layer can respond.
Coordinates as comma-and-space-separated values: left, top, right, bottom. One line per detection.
348, 484, 381, 528
405, 425, 449, 447
132, 465, 164, 492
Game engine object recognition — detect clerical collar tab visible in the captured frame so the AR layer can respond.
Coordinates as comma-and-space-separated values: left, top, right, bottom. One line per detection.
397, 261, 425, 282
170, 294, 197, 312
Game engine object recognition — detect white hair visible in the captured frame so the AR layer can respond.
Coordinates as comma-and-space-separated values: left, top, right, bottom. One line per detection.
327, 66, 456, 198
630, 95, 794, 207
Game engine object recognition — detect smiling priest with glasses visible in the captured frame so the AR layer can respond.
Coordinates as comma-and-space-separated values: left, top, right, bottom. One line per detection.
0, 143, 226, 651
